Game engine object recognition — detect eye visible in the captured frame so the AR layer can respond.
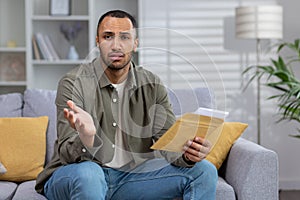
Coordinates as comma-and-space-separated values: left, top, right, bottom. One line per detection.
104, 34, 113, 40
120, 35, 130, 40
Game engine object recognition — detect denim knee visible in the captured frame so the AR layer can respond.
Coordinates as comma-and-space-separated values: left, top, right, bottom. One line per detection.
72, 161, 104, 180
70, 161, 107, 199
45, 161, 108, 200
194, 160, 218, 186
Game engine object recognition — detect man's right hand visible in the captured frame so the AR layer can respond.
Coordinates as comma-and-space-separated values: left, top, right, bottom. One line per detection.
64, 100, 96, 147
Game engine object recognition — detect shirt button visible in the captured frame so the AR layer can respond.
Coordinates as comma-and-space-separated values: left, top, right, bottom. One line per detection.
112, 122, 117, 127
112, 144, 115, 148
112, 98, 117, 103
82, 148, 87, 153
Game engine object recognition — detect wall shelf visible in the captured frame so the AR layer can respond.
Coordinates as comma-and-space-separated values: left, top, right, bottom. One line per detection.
32, 59, 87, 65
0, 47, 26, 52
32, 15, 90, 21
0, 0, 138, 93
0, 81, 27, 86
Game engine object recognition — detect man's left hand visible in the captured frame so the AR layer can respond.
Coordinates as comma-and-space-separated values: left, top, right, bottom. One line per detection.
183, 137, 212, 163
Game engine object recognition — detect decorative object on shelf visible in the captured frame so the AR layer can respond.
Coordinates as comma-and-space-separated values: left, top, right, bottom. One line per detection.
244, 39, 300, 139
6, 40, 17, 48
67, 45, 79, 60
235, 5, 283, 144
60, 22, 82, 60
0, 54, 25, 82
50, 0, 71, 16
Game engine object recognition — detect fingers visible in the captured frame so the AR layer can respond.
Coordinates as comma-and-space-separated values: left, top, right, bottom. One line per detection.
63, 108, 69, 118
64, 108, 76, 129
66, 100, 82, 113
64, 100, 96, 137
195, 137, 210, 146
64, 100, 80, 130
65, 100, 82, 123
183, 137, 211, 162
184, 137, 211, 153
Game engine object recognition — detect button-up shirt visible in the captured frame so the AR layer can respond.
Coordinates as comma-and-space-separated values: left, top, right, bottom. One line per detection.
35, 58, 195, 194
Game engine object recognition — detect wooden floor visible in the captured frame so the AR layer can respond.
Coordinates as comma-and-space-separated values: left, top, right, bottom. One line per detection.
279, 190, 300, 200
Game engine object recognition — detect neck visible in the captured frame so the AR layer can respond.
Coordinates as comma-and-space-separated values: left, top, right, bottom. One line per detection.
102, 62, 131, 84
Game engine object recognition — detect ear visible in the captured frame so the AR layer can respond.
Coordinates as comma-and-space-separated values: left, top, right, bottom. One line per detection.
96, 36, 99, 47
133, 38, 139, 52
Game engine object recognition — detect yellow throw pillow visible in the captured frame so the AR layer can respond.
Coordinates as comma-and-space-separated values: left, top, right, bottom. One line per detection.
0, 116, 48, 182
205, 122, 248, 169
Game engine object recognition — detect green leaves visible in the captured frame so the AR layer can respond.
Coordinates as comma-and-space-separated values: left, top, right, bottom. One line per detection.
244, 39, 300, 136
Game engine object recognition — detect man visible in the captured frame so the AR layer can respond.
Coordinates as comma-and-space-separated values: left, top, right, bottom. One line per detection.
35, 10, 218, 199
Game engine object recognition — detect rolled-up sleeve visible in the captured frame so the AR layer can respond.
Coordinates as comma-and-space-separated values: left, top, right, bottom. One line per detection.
55, 75, 96, 164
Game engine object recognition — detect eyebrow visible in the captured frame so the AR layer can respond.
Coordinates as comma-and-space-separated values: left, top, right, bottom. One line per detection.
102, 31, 132, 35
102, 31, 114, 35
120, 32, 131, 35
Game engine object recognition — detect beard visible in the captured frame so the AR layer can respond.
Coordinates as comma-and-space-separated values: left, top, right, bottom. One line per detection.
100, 50, 133, 71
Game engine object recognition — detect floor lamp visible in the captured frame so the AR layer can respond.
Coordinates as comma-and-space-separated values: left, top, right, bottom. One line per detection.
235, 5, 283, 144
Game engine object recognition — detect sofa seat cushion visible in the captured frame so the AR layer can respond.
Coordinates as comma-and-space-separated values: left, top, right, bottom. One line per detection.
0, 181, 18, 200
0, 93, 23, 117
23, 89, 57, 165
12, 180, 47, 200
216, 177, 236, 200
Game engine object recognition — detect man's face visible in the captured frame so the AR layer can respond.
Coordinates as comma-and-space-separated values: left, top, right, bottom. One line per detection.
96, 16, 138, 70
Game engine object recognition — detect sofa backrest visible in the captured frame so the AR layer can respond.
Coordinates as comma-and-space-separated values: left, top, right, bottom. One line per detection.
168, 87, 214, 115
0, 87, 214, 166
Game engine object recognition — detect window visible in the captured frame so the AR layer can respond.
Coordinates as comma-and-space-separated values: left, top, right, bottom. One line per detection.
139, 0, 277, 113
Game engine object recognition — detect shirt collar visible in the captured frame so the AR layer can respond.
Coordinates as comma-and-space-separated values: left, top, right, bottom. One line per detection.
92, 57, 137, 90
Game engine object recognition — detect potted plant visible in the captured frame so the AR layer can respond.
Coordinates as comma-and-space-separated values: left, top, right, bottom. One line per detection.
243, 39, 300, 138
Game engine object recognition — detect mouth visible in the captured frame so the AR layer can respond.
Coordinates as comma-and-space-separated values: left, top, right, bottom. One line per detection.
109, 52, 125, 61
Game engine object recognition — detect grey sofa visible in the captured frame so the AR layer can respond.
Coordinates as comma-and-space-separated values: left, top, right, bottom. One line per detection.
0, 88, 278, 200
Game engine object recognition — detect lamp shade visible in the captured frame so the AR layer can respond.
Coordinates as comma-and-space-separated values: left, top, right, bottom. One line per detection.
235, 5, 283, 39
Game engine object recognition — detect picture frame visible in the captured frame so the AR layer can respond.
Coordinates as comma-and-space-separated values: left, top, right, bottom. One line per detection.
0, 53, 26, 82
50, 0, 71, 16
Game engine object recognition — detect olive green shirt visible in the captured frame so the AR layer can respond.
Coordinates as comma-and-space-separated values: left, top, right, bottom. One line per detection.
35, 58, 194, 194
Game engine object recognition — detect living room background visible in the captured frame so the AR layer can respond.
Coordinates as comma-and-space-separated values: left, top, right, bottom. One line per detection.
0, 0, 299, 191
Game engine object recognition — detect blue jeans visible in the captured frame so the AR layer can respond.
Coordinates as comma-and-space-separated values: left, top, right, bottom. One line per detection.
44, 159, 217, 200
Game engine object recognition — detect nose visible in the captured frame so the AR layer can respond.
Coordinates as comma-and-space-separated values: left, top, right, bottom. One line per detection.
112, 37, 121, 50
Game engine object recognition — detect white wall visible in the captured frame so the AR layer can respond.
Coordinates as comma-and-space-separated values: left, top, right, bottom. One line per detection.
237, 0, 300, 190
273, 0, 300, 190
215, 0, 300, 190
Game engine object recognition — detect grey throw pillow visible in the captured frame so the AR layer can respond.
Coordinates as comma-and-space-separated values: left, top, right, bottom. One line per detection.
0, 93, 23, 117
23, 89, 57, 165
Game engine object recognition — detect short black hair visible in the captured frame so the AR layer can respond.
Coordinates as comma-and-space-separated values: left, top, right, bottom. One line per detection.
96, 10, 137, 37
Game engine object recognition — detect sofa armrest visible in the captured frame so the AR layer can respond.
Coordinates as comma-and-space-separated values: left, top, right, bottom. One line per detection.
224, 138, 278, 200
